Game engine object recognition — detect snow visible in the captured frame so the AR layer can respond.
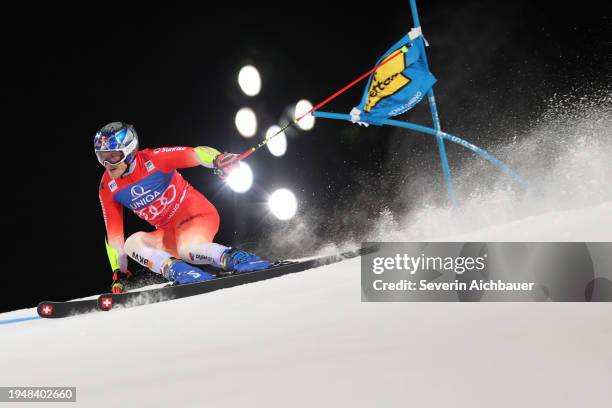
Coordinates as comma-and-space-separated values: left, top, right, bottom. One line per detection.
3, 99, 611, 406
1, 203, 612, 407
442, 201, 612, 241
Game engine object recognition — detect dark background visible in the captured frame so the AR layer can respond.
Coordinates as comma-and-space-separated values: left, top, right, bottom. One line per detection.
4, 0, 610, 312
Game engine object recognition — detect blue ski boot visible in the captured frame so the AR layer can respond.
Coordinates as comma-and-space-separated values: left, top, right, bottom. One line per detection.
221, 248, 273, 273
161, 258, 215, 284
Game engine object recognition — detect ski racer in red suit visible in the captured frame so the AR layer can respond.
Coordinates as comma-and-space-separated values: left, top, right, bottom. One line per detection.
95, 122, 272, 293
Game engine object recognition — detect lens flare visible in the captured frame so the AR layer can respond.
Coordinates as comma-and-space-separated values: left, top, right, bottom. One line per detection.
295, 99, 315, 130
265, 125, 287, 157
226, 162, 254, 193
235, 108, 257, 138
238, 65, 261, 97
268, 189, 298, 220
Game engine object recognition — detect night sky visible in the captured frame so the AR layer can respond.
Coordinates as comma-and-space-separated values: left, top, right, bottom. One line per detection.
6, 0, 610, 311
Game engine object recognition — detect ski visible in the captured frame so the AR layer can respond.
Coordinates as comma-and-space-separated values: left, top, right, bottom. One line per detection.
37, 298, 99, 319
36, 245, 376, 318
98, 246, 376, 311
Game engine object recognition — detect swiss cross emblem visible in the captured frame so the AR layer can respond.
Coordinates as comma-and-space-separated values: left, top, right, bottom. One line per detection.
40, 304, 54, 316
100, 297, 113, 310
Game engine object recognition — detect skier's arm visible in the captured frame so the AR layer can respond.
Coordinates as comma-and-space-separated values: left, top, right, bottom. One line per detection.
152, 146, 239, 178
99, 182, 128, 273
195, 146, 222, 169
150, 146, 221, 170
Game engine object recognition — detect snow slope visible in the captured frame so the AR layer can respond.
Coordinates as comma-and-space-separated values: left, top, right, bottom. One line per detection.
1, 203, 611, 408
442, 201, 612, 241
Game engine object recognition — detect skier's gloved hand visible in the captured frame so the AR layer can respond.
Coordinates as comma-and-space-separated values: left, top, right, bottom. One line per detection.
213, 153, 240, 179
111, 269, 132, 294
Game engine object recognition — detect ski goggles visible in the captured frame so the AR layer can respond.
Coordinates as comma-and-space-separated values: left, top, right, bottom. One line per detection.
96, 150, 126, 166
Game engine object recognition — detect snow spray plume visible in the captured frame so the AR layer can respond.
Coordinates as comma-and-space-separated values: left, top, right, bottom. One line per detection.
259, 86, 611, 256
369, 86, 612, 242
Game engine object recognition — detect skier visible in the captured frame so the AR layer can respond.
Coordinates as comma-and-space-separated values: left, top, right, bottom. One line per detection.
95, 122, 272, 293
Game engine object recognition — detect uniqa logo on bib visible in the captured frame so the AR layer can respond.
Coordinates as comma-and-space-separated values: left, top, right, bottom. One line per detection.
129, 185, 161, 210
134, 185, 177, 222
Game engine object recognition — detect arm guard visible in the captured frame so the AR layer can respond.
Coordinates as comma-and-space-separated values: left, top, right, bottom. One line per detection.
194, 146, 221, 168
105, 237, 121, 271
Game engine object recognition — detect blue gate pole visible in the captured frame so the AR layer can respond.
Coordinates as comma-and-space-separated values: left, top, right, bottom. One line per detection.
313, 111, 528, 189
409, 0, 421, 27
409, 0, 457, 207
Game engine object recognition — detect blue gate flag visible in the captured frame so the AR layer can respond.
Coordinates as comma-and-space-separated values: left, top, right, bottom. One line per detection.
351, 29, 437, 126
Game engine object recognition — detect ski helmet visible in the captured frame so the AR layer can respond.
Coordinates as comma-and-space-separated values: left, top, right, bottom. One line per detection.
94, 122, 139, 166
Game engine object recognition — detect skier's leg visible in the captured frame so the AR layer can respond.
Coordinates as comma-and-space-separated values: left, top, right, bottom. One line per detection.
175, 208, 228, 269
176, 211, 273, 272
167, 189, 226, 268
124, 230, 176, 275
174, 189, 273, 272
124, 229, 214, 283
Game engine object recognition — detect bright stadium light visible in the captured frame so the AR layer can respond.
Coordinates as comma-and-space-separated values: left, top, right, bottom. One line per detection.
294, 99, 315, 130
268, 188, 298, 220
265, 125, 287, 157
238, 65, 261, 97
226, 162, 253, 193
235, 108, 257, 138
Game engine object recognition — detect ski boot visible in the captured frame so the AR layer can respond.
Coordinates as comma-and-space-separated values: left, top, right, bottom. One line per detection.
161, 258, 215, 285
221, 248, 273, 273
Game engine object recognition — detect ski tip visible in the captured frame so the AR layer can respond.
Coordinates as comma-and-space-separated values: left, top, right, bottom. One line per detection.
98, 295, 114, 311
37, 301, 57, 318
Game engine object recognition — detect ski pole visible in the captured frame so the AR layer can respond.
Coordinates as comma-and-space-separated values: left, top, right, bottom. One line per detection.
227, 46, 409, 166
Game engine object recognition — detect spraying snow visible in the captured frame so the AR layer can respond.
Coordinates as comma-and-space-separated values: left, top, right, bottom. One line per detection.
382, 90, 612, 241
262, 90, 611, 255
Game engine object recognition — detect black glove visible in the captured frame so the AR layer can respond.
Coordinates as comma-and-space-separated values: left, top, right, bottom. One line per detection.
213, 153, 240, 179
111, 269, 132, 294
